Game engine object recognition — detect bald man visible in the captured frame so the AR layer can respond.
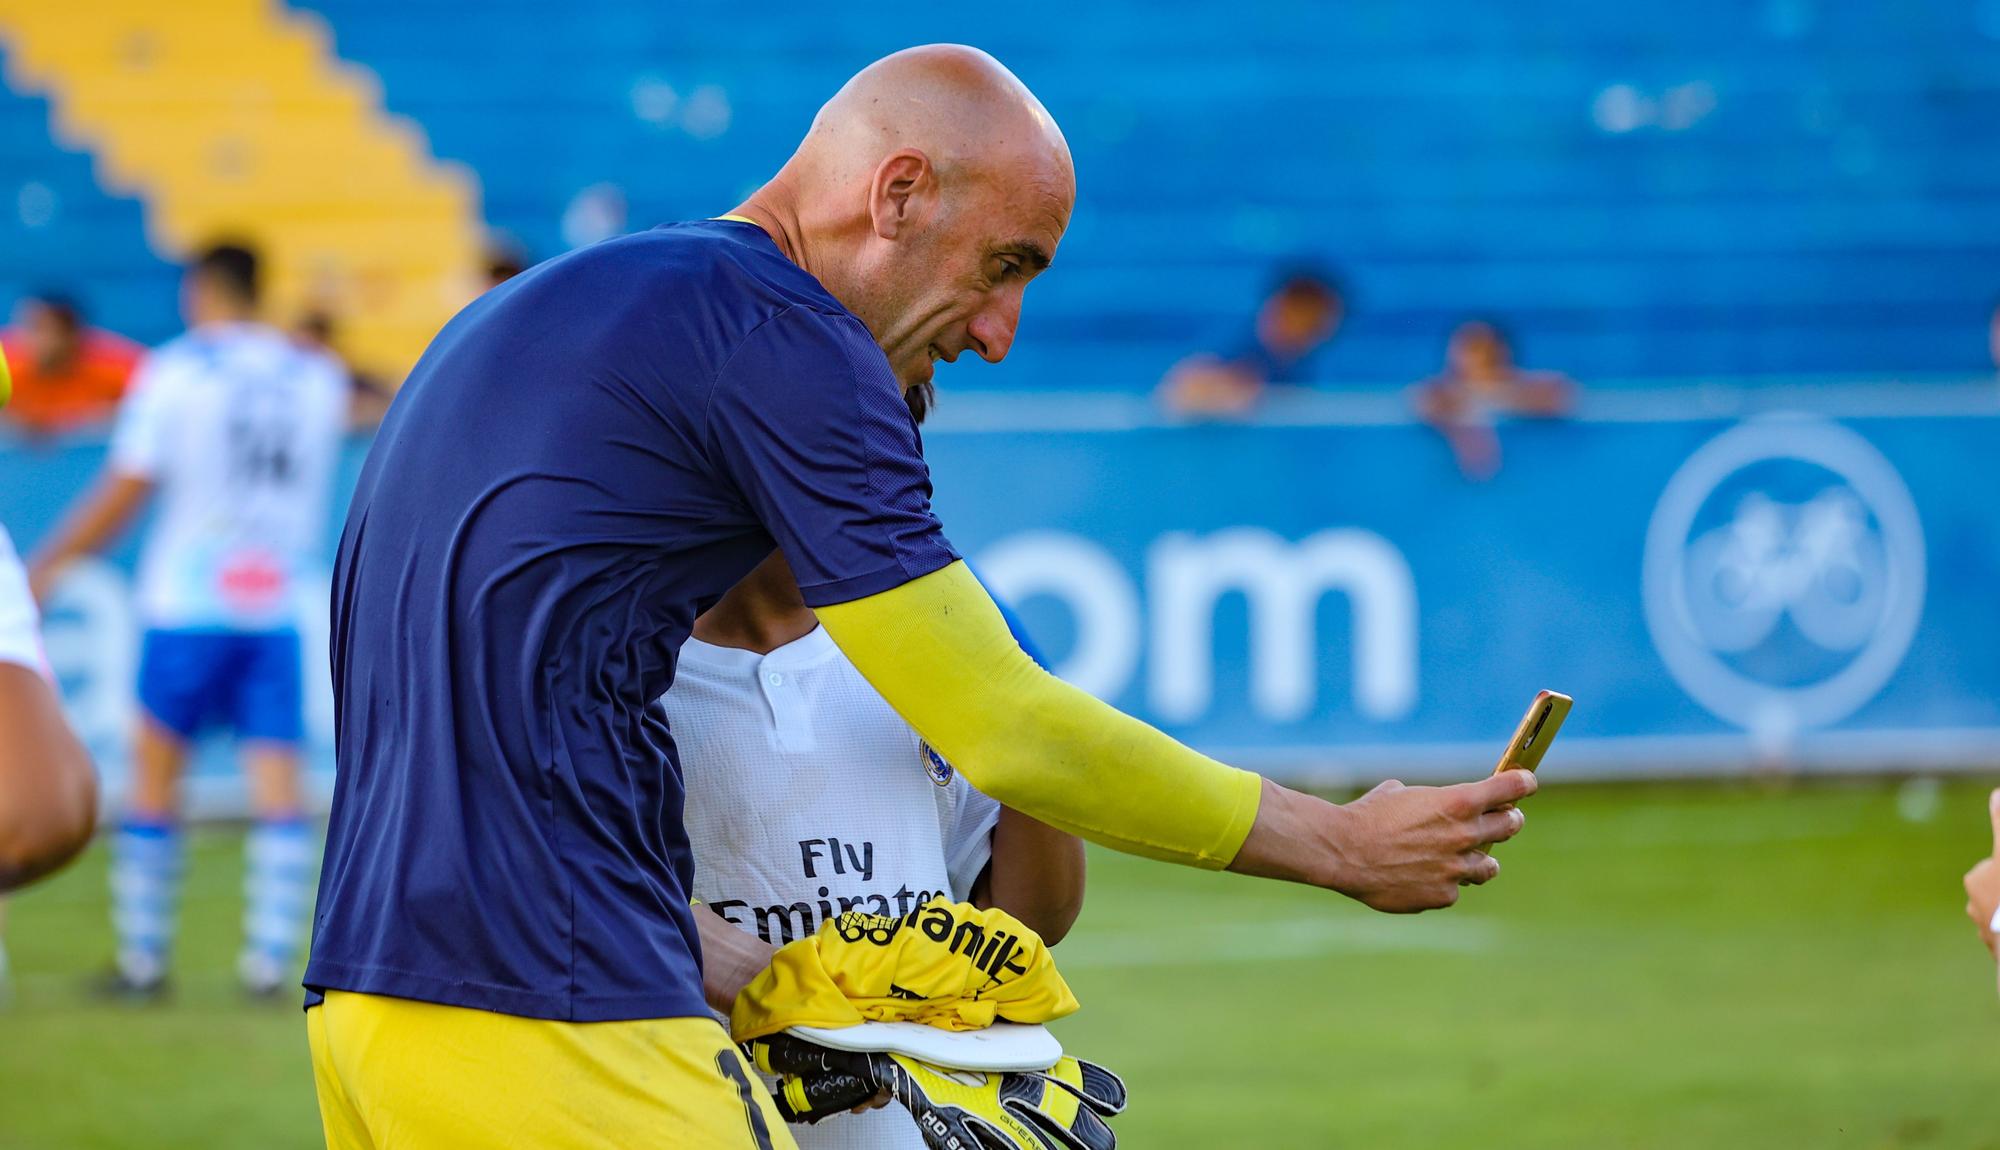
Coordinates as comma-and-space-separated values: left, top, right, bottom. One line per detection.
304, 45, 1534, 1149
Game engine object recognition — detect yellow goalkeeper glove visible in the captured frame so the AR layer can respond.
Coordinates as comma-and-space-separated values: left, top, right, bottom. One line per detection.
730, 900, 1079, 1043
748, 1033, 1127, 1150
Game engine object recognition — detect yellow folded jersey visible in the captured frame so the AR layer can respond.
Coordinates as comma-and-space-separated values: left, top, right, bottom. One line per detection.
731, 900, 1079, 1043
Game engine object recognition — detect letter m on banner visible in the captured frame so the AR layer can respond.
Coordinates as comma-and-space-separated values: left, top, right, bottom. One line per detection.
1148, 528, 1417, 724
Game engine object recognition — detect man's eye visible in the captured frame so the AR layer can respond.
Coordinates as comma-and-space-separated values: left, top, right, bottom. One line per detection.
996, 261, 1023, 282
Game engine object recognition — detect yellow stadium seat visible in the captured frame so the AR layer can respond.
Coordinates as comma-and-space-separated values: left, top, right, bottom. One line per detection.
0, 0, 484, 382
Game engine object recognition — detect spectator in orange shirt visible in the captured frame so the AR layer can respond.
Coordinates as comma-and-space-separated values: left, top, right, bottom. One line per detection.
0, 293, 143, 435
1411, 318, 1576, 481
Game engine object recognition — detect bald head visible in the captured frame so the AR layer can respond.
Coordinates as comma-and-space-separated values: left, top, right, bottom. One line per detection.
799, 45, 1072, 198
734, 45, 1076, 391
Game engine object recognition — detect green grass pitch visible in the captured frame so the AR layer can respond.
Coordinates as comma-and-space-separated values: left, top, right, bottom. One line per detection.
2, 777, 1996, 1149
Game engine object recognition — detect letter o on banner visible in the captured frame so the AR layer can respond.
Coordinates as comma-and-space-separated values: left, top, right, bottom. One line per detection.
973, 531, 1142, 700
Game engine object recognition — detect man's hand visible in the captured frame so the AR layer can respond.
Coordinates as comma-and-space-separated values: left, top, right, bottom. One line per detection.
1963, 789, 2000, 963
1229, 771, 1535, 912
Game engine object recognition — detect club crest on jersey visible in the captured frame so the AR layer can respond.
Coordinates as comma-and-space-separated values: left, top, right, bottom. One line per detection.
919, 741, 954, 786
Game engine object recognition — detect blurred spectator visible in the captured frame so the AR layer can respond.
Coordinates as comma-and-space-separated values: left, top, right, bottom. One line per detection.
29, 241, 348, 1000
484, 239, 529, 290
0, 293, 143, 435
1411, 318, 1576, 481
1159, 266, 1344, 416
295, 309, 393, 428
293, 308, 338, 354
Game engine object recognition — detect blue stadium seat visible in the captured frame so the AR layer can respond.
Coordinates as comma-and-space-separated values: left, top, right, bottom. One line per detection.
30, 2, 2000, 386
0, 52, 179, 344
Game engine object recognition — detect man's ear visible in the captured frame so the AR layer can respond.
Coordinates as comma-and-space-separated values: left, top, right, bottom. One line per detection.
868, 150, 935, 240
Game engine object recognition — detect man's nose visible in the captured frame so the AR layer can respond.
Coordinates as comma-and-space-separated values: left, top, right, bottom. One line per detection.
966, 294, 1022, 364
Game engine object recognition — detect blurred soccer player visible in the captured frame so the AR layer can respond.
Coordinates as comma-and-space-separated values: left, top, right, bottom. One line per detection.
307, 45, 1531, 1149
30, 243, 348, 998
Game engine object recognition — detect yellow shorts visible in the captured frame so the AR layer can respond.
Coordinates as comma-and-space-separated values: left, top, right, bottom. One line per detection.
307, 990, 797, 1150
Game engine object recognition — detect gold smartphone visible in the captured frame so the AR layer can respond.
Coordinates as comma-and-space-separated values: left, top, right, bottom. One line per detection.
1494, 690, 1573, 775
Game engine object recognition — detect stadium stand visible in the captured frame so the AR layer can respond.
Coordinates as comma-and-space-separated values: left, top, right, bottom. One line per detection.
8, 1, 2000, 385
0, 0, 485, 380
0, 54, 176, 348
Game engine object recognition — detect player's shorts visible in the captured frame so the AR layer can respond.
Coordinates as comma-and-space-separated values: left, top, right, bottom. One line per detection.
135, 628, 303, 744
308, 990, 798, 1150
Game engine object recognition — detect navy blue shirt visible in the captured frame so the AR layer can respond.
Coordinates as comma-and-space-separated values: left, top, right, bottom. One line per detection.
306, 221, 958, 1022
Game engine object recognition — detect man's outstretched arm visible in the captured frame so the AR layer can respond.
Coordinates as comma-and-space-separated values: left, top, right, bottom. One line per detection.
816, 561, 1531, 911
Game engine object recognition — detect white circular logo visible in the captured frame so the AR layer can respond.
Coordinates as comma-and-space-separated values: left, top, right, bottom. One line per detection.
1642, 416, 1925, 736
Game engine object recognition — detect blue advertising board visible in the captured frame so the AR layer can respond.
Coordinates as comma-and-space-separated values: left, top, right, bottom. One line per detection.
927, 398, 2000, 782
5, 389, 1997, 810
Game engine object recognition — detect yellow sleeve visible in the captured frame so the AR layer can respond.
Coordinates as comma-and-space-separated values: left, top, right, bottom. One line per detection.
815, 560, 1262, 869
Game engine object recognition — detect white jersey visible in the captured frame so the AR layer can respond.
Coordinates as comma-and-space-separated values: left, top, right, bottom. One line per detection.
0, 525, 50, 679
108, 323, 347, 631
667, 624, 1000, 1150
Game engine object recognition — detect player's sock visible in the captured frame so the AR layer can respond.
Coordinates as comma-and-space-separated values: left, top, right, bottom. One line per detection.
239, 817, 314, 992
110, 818, 184, 987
